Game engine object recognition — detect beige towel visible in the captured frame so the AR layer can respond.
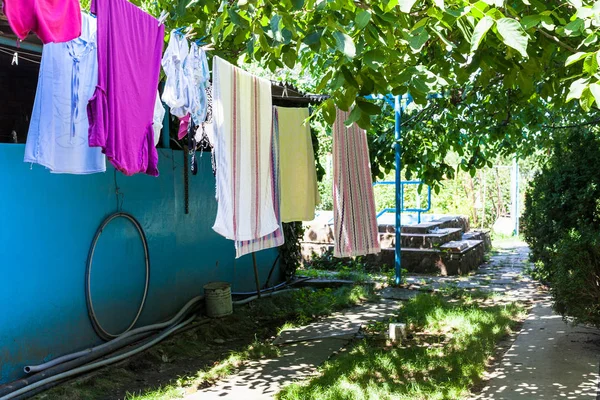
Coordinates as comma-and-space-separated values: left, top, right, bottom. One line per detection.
276, 106, 320, 222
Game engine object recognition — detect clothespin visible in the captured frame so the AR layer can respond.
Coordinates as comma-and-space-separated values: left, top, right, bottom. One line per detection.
282, 86, 288, 97
201, 44, 214, 51
12, 39, 19, 66
157, 10, 169, 26
184, 27, 195, 40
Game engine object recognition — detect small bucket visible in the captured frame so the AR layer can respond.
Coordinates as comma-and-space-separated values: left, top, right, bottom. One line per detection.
203, 282, 233, 318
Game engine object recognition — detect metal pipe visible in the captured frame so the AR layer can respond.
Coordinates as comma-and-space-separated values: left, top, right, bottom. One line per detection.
394, 95, 402, 285
232, 289, 297, 306
24, 296, 203, 374
1, 317, 196, 400
251, 253, 262, 299
231, 281, 287, 296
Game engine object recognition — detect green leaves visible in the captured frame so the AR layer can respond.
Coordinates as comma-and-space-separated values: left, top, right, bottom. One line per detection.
408, 27, 430, 53
333, 31, 356, 58
496, 18, 529, 57
566, 78, 590, 102
364, 49, 385, 70
355, 10, 371, 30
589, 82, 600, 108
470, 16, 494, 53
565, 51, 589, 66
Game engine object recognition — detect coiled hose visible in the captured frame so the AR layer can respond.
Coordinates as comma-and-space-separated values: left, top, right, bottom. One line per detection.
85, 212, 150, 341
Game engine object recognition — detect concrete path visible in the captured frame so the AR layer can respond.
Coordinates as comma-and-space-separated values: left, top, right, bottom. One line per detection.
186, 240, 600, 399
186, 300, 400, 400
473, 301, 600, 399
468, 241, 600, 399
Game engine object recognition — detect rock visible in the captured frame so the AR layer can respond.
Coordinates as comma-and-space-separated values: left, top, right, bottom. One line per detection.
389, 323, 407, 342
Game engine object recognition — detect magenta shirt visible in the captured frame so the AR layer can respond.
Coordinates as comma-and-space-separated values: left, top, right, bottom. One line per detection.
3, 0, 81, 44
87, 0, 164, 176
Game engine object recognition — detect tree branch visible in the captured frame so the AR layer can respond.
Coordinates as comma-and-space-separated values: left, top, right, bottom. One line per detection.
537, 28, 577, 53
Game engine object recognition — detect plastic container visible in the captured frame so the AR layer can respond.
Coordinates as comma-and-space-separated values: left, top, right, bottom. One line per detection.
203, 282, 233, 318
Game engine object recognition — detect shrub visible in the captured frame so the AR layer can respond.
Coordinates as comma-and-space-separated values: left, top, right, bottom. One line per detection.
522, 129, 600, 325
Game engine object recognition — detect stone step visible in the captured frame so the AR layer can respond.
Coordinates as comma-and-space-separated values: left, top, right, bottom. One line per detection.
400, 228, 463, 249
301, 239, 486, 276
379, 215, 470, 234
305, 227, 462, 248
400, 222, 443, 234
400, 239, 484, 275
462, 229, 492, 252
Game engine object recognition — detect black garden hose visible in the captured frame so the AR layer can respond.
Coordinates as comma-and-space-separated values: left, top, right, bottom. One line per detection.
85, 212, 150, 341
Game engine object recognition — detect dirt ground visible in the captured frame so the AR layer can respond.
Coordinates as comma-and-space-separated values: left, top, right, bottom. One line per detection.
34, 294, 302, 399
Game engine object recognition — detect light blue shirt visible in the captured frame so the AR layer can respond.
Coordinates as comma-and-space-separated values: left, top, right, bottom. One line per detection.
24, 13, 106, 174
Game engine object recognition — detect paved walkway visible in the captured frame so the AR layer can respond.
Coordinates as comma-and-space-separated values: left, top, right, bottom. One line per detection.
186, 241, 600, 399
474, 301, 600, 399
469, 241, 600, 399
186, 301, 400, 399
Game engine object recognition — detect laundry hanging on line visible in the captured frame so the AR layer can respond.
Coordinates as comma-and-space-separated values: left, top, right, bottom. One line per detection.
235, 106, 285, 258
152, 91, 165, 147
275, 106, 320, 223
3, 0, 82, 44
332, 108, 381, 258
212, 56, 279, 243
162, 30, 211, 141
87, 0, 164, 177
24, 12, 106, 174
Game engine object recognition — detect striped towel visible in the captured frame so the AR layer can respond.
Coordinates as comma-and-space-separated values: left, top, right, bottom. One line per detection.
212, 56, 279, 245
333, 108, 381, 258
235, 107, 285, 258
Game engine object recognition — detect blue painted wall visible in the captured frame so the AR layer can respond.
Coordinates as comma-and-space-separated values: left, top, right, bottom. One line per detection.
0, 144, 280, 384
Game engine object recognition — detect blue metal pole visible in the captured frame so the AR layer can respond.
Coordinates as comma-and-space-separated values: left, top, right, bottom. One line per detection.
394, 95, 402, 285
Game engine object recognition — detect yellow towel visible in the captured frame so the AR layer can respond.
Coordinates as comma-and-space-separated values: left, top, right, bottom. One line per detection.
276, 106, 320, 222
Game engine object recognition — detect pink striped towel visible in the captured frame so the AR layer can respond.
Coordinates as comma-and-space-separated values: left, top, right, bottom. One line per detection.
235, 107, 285, 258
333, 108, 381, 258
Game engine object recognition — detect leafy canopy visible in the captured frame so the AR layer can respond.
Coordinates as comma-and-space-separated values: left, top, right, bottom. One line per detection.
122, 0, 600, 184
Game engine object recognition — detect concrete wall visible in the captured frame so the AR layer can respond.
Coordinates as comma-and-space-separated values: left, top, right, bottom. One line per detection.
0, 144, 280, 384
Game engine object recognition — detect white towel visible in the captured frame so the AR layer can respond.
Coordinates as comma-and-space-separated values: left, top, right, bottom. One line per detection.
212, 57, 279, 244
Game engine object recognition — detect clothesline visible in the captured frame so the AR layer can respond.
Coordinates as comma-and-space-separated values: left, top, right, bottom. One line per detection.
3, 0, 382, 261
0, 47, 40, 64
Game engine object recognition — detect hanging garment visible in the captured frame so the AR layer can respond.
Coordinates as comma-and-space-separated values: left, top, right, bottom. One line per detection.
161, 31, 189, 118
178, 114, 190, 140
24, 12, 105, 174
183, 42, 210, 125
87, 0, 164, 176
332, 108, 381, 258
152, 91, 165, 147
235, 107, 285, 258
212, 56, 278, 241
3, 0, 81, 44
195, 80, 217, 177
275, 106, 320, 222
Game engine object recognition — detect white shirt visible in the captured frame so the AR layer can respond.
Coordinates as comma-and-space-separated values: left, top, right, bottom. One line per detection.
24, 12, 106, 174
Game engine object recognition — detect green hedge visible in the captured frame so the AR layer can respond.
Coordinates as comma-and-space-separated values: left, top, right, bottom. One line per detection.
523, 129, 600, 326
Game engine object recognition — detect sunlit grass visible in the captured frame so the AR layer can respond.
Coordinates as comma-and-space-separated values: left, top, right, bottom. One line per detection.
80, 286, 375, 400
278, 292, 525, 400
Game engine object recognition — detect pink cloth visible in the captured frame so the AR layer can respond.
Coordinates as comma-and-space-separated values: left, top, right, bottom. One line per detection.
3, 0, 81, 44
87, 0, 164, 176
178, 114, 190, 140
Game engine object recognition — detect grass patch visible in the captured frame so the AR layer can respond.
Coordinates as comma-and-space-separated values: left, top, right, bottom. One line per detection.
278, 292, 525, 400
40, 286, 375, 400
